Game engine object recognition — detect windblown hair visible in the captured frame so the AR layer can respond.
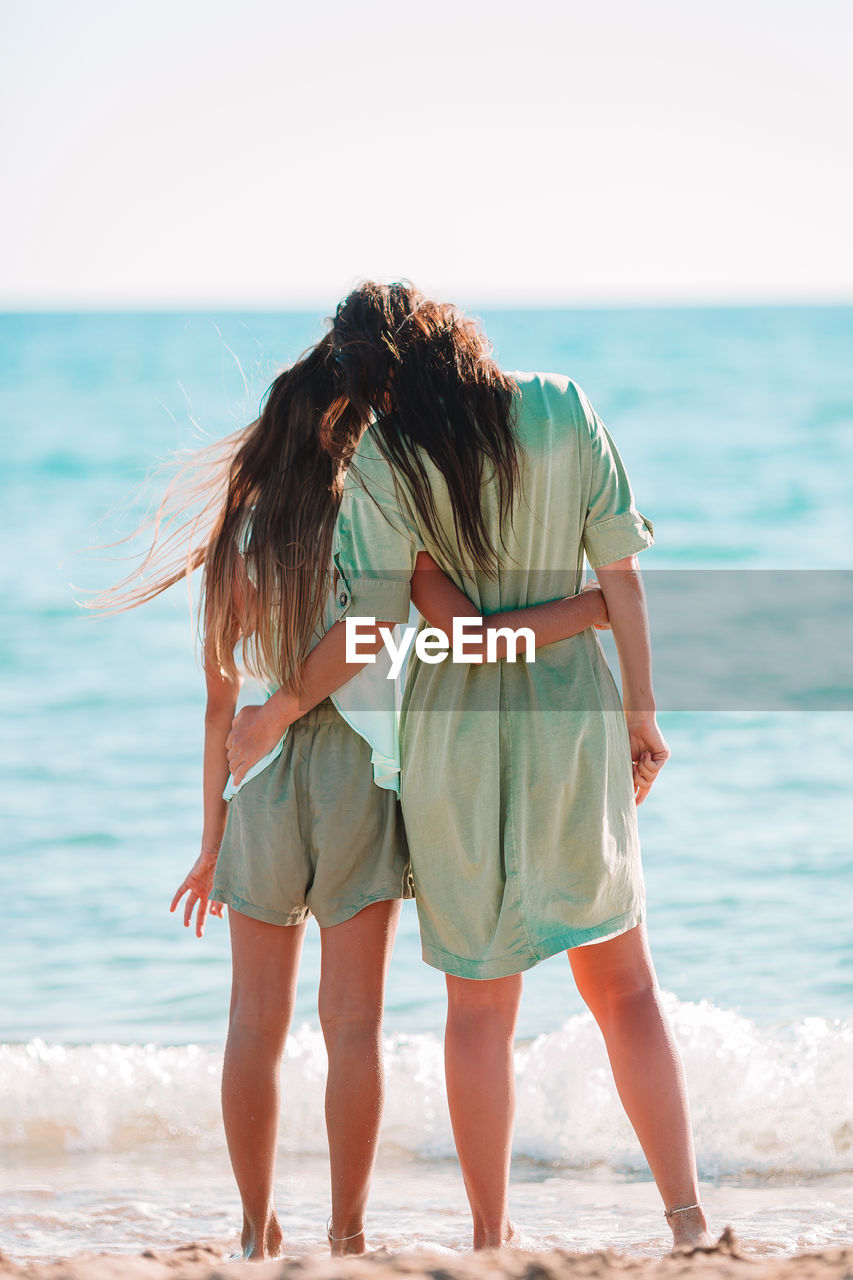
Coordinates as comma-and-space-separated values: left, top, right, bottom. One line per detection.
88, 335, 347, 689
321, 281, 520, 575
90, 283, 519, 683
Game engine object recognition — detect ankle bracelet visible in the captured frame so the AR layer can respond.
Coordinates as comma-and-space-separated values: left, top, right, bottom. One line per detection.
326, 1217, 364, 1243
665, 1202, 701, 1220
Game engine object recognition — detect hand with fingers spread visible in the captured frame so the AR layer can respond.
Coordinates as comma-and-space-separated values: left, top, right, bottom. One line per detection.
171, 847, 224, 938
626, 714, 671, 805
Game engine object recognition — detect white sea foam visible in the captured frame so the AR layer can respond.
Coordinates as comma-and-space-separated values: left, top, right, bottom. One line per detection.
3, 995, 852, 1177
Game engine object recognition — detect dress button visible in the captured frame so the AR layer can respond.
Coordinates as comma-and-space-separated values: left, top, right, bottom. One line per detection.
339, 592, 348, 607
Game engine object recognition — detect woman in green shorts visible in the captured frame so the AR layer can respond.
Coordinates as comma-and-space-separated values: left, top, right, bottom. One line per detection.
227, 283, 714, 1252
98, 332, 608, 1259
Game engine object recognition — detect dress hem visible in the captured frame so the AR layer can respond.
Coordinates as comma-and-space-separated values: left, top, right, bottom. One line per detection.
419, 907, 645, 979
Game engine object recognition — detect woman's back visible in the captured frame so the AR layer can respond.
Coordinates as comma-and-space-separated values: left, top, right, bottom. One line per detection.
346, 371, 651, 615
335, 371, 653, 979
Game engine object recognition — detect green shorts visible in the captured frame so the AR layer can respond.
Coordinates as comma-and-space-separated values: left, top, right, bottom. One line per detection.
211, 701, 412, 928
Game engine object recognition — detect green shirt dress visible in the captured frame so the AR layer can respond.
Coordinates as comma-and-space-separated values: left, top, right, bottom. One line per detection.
332, 373, 655, 979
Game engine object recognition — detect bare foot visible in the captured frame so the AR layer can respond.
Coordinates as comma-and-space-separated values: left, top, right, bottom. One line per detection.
473, 1219, 516, 1250
241, 1213, 284, 1261
667, 1204, 714, 1251
327, 1221, 366, 1258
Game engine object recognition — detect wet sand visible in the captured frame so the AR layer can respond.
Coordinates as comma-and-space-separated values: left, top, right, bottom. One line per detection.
3, 1231, 853, 1280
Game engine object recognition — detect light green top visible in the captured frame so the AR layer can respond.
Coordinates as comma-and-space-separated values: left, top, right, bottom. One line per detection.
223, 585, 402, 800
331, 373, 655, 979
332, 372, 653, 622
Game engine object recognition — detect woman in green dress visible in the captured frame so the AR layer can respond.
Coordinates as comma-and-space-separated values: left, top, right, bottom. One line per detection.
226, 283, 713, 1252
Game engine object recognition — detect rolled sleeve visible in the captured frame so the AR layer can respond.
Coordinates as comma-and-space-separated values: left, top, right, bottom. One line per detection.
583, 509, 655, 569
333, 565, 413, 625
580, 390, 655, 568
333, 438, 420, 625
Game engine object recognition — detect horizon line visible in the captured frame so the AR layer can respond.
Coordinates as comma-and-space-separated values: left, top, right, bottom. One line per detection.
2, 295, 853, 315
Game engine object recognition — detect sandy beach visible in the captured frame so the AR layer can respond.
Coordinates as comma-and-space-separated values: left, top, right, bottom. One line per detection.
3, 1233, 853, 1280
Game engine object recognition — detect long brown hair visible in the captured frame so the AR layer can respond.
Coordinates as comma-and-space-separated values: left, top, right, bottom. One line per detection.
88, 335, 347, 689
323, 281, 520, 574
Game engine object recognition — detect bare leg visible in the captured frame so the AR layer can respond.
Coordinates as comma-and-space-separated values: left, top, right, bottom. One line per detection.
444, 973, 523, 1249
222, 908, 306, 1260
569, 922, 712, 1249
318, 899, 401, 1257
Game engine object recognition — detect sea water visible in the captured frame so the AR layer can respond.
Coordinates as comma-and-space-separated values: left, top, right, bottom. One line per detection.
1, 307, 852, 1261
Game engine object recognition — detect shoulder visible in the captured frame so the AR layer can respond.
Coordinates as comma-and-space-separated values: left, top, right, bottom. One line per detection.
508, 371, 596, 442
341, 427, 417, 536
344, 428, 398, 498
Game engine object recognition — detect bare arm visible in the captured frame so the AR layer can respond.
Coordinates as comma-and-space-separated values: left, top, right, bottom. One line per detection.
226, 553, 608, 784
410, 551, 608, 655
171, 573, 246, 936
596, 554, 669, 805
201, 656, 241, 858
225, 618, 388, 784
170, 647, 241, 935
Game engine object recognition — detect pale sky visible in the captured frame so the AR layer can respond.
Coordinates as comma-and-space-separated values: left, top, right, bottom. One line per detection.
2, 0, 852, 307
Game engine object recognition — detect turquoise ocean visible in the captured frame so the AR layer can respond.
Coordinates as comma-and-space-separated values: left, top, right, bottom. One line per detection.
1, 308, 852, 1261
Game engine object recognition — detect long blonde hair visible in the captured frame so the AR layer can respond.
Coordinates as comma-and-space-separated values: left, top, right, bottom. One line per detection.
89, 333, 351, 689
